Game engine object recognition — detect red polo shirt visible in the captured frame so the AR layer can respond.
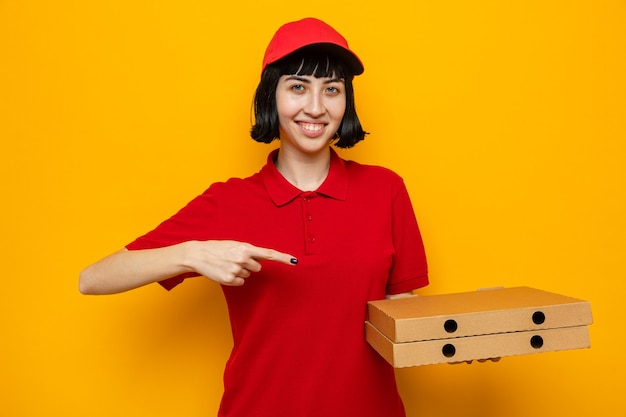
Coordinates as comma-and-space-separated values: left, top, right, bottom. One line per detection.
127, 148, 428, 417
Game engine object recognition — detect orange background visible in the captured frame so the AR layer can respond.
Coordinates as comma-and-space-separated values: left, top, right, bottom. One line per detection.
1, 1, 625, 416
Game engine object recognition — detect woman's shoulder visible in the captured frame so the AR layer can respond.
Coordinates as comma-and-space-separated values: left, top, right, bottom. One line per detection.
340, 158, 410, 199
344, 158, 405, 184
200, 171, 264, 194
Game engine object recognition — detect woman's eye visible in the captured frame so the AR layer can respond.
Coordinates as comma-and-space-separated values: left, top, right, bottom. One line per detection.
326, 86, 340, 94
291, 84, 305, 91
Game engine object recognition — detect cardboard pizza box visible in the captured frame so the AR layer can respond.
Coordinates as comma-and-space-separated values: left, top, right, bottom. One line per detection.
366, 321, 591, 367
367, 286, 592, 343
365, 286, 592, 367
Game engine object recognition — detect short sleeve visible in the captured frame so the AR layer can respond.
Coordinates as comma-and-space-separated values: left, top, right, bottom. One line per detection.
386, 179, 429, 294
126, 187, 220, 290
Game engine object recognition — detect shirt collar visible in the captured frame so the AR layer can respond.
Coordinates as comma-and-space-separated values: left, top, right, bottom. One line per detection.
261, 148, 349, 207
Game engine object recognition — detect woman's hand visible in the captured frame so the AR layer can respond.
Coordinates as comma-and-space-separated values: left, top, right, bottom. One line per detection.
181, 240, 297, 286
79, 240, 296, 295
450, 358, 502, 365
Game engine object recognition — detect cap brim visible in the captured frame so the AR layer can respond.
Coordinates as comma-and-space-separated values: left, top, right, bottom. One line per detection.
287, 43, 364, 76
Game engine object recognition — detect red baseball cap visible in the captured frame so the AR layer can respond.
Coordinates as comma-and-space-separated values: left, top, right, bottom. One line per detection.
261, 18, 364, 76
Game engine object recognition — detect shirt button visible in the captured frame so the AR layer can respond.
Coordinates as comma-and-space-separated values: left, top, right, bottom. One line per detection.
307, 215, 313, 221
308, 235, 316, 243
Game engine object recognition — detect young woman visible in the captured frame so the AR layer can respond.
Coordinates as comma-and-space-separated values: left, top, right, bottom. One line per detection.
80, 17, 428, 417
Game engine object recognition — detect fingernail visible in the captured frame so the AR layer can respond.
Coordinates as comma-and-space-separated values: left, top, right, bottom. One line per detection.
290, 258, 298, 265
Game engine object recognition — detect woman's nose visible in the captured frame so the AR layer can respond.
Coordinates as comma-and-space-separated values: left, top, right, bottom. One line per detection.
303, 93, 325, 117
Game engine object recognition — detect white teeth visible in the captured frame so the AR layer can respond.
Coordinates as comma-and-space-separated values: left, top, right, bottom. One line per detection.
300, 123, 323, 132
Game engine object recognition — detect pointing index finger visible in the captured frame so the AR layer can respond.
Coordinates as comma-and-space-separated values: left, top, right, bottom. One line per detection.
251, 246, 298, 265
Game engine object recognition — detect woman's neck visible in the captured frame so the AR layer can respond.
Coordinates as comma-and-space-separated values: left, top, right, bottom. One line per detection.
275, 146, 331, 192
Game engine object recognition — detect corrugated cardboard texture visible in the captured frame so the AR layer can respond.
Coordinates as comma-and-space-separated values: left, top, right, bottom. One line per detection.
365, 321, 591, 367
367, 286, 592, 343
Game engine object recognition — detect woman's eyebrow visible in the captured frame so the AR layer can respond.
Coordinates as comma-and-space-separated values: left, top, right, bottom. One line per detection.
283, 76, 345, 84
284, 75, 310, 83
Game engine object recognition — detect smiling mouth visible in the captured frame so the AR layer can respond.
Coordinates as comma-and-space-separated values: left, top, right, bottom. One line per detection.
299, 122, 325, 133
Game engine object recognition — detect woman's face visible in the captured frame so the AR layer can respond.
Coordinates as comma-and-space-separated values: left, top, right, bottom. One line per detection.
275, 73, 346, 157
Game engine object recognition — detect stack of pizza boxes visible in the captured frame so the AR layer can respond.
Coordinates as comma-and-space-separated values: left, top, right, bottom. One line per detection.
365, 286, 593, 367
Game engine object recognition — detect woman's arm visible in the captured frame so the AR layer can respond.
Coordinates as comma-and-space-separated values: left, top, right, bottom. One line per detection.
386, 292, 416, 299
79, 240, 297, 295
